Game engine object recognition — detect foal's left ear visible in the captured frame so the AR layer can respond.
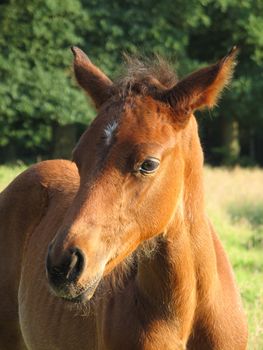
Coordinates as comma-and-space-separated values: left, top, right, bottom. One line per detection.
71, 46, 113, 109
164, 47, 238, 119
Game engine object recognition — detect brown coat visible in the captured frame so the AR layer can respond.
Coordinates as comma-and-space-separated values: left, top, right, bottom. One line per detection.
0, 47, 247, 349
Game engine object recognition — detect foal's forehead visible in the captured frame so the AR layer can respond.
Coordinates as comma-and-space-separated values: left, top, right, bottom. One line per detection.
115, 96, 175, 144
92, 95, 175, 147
73, 95, 176, 167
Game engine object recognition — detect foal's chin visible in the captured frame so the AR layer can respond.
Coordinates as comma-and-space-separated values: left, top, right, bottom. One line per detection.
50, 275, 102, 304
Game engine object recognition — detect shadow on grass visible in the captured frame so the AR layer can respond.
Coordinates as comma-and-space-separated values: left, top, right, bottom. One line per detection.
228, 201, 263, 249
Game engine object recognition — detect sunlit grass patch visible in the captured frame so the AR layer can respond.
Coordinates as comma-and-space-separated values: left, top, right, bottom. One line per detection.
204, 166, 263, 349
228, 201, 263, 228
0, 163, 27, 192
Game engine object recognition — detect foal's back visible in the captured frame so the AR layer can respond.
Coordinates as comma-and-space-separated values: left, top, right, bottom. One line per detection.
0, 160, 87, 349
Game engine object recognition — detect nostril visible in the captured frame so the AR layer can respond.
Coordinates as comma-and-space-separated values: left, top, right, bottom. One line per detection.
46, 246, 86, 286
66, 248, 85, 282
51, 265, 65, 276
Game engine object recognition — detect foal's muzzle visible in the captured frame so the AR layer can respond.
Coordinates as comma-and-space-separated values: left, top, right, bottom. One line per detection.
46, 244, 87, 298
46, 242, 103, 302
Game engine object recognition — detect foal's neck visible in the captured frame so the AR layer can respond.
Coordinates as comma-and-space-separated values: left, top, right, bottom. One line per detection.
135, 117, 218, 337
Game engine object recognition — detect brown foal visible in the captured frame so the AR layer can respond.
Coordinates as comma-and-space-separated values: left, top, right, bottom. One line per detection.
0, 46, 247, 349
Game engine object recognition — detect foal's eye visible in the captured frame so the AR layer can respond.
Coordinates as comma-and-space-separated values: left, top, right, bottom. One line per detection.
139, 158, 160, 175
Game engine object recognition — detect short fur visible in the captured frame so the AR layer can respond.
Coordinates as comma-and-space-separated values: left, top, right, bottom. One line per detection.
0, 46, 247, 350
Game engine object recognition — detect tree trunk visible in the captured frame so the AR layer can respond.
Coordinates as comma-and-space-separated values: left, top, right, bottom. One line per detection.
3, 143, 17, 163
249, 128, 255, 162
52, 124, 77, 160
221, 116, 240, 165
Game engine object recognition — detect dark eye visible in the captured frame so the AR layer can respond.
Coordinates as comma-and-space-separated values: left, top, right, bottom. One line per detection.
139, 158, 160, 175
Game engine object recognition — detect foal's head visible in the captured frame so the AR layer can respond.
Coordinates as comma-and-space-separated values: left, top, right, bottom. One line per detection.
46, 47, 237, 302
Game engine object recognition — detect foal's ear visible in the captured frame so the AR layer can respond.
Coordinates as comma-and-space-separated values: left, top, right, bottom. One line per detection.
164, 47, 238, 118
71, 46, 113, 109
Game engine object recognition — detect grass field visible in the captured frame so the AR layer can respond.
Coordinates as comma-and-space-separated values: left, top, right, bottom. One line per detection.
0, 164, 262, 348
204, 167, 263, 349
0, 163, 27, 192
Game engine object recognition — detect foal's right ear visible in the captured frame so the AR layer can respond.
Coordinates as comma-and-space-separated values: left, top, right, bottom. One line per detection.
71, 47, 113, 109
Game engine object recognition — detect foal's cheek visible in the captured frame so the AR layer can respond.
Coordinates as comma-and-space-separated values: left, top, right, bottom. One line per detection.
154, 171, 184, 230
157, 157, 184, 207
133, 185, 179, 238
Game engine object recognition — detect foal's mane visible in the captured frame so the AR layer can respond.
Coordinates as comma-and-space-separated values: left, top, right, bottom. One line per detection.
111, 54, 178, 98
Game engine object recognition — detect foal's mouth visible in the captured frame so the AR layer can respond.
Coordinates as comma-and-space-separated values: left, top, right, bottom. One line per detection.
61, 275, 102, 303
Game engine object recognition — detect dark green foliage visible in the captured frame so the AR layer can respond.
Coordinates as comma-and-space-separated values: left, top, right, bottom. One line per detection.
0, 0, 262, 164
0, 0, 93, 159
188, 0, 263, 165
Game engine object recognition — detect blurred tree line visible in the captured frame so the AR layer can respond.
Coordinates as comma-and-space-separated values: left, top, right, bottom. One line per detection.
0, 0, 262, 165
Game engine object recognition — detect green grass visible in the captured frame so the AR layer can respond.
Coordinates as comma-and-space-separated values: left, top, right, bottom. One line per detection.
204, 167, 263, 349
1, 164, 262, 348
0, 163, 27, 192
